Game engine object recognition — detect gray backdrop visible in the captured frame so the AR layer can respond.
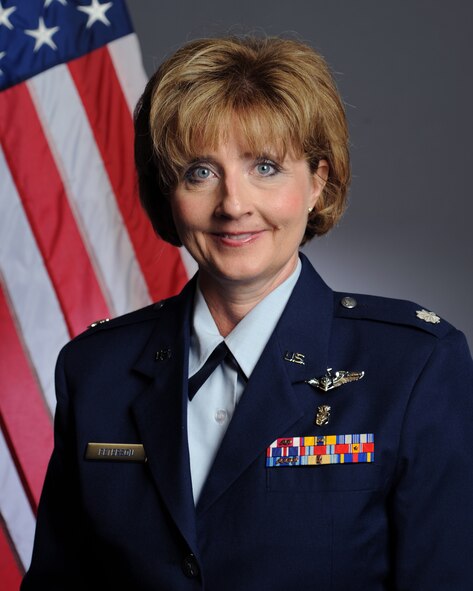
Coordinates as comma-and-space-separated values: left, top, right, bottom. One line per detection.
127, 0, 473, 347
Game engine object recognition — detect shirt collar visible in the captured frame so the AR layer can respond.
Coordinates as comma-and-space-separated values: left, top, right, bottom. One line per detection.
189, 259, 301, 379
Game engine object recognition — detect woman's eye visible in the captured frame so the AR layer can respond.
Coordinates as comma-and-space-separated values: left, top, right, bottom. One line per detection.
184, 166, 214, 183
255, 161, 278, 176
195, 167, 211, 179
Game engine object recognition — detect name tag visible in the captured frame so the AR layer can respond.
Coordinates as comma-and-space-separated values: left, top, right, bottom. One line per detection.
266, 433, 374, 467
85, 443, 147, 462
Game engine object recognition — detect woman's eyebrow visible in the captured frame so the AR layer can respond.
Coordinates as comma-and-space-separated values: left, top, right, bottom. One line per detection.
184, 150, 284, 167
186, 155, 220, 166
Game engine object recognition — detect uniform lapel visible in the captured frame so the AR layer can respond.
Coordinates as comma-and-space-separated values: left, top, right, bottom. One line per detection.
275, 254, 334, 385
131, 280, 198, 552
197, 255, 334, 514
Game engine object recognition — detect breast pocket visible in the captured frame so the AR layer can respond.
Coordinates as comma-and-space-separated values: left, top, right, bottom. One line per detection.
267, 461, 384, 492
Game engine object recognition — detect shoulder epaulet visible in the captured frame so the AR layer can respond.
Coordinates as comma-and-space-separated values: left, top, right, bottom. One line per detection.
333, 292, 454, 339
74, 300, 168, 341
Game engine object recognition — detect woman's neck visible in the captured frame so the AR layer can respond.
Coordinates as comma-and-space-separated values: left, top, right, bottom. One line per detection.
198, 262, 298, 337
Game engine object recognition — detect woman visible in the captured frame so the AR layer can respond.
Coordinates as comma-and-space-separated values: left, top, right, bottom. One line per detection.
22, 36, 473, 590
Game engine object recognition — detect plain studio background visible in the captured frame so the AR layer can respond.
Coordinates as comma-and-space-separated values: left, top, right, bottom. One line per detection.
127, 0, 473, 347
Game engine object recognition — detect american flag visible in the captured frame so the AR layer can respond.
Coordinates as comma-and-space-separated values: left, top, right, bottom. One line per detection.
0, 1, 190, 586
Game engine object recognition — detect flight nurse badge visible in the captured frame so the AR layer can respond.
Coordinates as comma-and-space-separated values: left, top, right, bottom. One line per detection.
306, 368, 365, 392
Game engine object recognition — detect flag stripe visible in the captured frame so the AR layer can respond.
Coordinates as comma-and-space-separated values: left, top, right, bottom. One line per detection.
0, 145, 68, 413
108, 34, 147, 117
68, 46, 188, 302
0, 428, 36, 570
0, 84, 110, 336
28, 65, 151, 317
0, 278, 53, 512
0, 517, 23, 588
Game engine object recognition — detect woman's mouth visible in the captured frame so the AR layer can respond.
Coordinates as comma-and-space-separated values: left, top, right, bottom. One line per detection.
220, 233, 254, 240
212, 231, 264, 245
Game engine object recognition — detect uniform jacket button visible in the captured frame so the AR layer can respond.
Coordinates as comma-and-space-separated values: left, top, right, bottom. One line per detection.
182, 553, 200, 578
341, 296, 357, 309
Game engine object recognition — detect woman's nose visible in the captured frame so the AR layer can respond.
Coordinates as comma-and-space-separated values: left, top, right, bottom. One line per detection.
214, 173, 253, 218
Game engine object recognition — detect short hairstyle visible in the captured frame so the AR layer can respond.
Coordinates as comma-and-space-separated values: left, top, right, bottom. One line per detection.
134, 35, 350, 246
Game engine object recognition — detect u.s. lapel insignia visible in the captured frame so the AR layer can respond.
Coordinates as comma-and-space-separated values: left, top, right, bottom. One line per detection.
155, 348, 172, 361
284, 351, 306, 365
306, 368, 365, 392
315, 405, 331, 426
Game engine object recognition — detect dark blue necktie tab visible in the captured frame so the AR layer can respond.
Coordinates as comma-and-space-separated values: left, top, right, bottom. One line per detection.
188, 342, 230, 400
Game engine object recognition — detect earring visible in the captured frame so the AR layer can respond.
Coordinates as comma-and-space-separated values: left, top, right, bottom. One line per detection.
308, 207, 314, 214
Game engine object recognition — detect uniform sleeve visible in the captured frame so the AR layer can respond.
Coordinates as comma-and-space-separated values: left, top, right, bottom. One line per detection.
21, 347, 85, 590
390, 329, 473, 590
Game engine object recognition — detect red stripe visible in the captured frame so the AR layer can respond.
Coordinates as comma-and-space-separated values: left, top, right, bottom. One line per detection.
68, 46, 188, 301
0, 515, 24, 588
0, 281, 53, 513
0, 84, 110, 337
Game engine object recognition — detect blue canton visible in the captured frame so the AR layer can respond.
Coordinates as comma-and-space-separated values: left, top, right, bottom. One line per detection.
0, 0, 133, 90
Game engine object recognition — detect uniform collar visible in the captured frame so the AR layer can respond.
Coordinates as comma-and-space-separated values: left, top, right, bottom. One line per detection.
189, 260, 301, 379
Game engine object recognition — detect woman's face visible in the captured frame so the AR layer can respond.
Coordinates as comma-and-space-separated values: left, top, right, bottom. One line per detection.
171, 127, 327, 298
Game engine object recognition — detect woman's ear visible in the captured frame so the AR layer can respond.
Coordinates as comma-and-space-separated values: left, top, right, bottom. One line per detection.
310, 158, 329, 207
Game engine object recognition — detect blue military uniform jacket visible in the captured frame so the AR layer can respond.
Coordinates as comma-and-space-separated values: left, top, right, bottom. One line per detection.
22, 254, 473, 590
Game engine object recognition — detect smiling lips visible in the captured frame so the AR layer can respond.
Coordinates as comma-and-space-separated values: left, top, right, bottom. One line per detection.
212, 231, 265, 245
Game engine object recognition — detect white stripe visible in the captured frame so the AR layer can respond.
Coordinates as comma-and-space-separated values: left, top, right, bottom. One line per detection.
0, 428, 36, 570
27, 65, 151, 317
0, 146, 68, 414
108, 33, 148, 116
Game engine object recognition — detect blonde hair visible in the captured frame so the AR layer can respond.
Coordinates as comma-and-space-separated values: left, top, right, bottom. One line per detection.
134, 35, 350, 246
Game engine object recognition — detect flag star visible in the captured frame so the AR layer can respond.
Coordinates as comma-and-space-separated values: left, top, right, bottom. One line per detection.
44, 0, 67, 6
0, 2, 16, 30
77, 0, 113, 28
25, 17, 60, 52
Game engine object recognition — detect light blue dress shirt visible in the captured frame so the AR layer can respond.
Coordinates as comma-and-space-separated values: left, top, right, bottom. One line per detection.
188, 260, 301, 503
